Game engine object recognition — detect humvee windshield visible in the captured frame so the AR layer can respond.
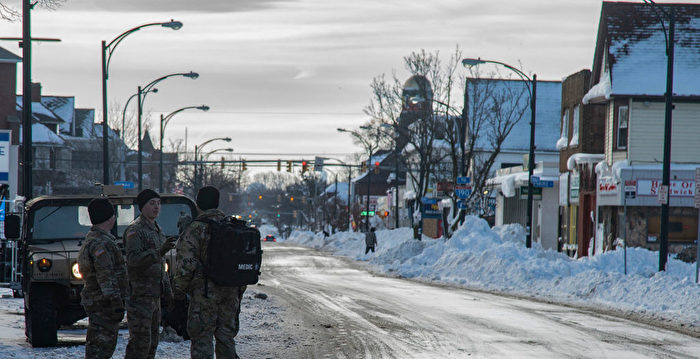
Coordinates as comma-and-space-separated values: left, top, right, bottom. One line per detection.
31, 202, 193, 243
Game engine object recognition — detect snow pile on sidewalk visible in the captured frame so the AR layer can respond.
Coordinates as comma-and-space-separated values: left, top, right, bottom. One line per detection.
287, 216, 700, 327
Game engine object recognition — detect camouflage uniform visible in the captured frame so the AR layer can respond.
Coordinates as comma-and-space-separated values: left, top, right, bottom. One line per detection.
124, 214, 174, 359
78, 226, 128, 359
174, 209, 245, 359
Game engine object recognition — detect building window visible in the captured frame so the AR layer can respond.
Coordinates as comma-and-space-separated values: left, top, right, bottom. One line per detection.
617, 106, 629, 149
556, 108, 569, 150
49, 148, 57, 169
569, 105, 579, 147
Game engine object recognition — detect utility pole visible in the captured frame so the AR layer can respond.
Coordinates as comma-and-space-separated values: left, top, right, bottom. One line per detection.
22, 0, 32, 199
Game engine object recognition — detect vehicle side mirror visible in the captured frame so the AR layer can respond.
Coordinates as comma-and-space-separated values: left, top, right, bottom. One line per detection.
4, 214, 20, 240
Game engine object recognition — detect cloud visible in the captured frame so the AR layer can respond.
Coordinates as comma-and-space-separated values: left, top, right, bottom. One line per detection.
293, 68, 315, 80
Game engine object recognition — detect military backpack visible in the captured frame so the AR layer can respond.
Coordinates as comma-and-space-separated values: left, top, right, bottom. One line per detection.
196, 217, 263, 288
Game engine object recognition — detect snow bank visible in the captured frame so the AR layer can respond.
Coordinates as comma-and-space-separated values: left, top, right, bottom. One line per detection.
287, 216, 700, 326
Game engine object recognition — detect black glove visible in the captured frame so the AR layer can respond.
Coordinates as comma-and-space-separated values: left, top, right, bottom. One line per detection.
159, 237, 177, 256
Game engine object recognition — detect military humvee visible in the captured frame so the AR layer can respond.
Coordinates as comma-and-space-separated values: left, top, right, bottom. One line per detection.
3, 193, 197, 347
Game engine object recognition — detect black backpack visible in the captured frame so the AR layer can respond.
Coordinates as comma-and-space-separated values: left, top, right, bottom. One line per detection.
196, 217, 263, 288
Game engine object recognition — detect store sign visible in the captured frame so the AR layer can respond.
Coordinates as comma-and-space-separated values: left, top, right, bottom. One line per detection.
598, 180, 618, 196
637, 179, 695, 197
0, 131, 9, 183
624, 180, 636, 199
421, 197, 442, 219
570, 174, 580, 201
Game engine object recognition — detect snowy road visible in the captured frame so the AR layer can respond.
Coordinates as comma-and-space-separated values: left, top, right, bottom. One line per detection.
260, 243, 700, 359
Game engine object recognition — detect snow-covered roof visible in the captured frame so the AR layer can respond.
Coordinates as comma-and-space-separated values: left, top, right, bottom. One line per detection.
16, 97, 64, 124
30, 123, 64, 144
487, 163, 558, 198
41, 96, 75, 133
468, 79, 561, 152
592, 3, 700, 98
566, 153, 605, 171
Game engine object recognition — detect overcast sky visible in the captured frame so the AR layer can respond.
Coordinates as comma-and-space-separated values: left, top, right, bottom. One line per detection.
0, 0, 689, 167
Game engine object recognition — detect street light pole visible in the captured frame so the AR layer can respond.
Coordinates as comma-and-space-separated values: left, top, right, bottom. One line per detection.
101, 20, 182, 186
642, 0, 675, 271
159, 105, 209, 192
463, 58, 536, 248
193, 137, 232, 192
22, 0, 32, 199
136, 71, 199, 191
338, 127, 380, 232
137, 86, 143, 191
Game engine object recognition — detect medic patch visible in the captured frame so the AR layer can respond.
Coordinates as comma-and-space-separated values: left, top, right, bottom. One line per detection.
94, 248, 105, 257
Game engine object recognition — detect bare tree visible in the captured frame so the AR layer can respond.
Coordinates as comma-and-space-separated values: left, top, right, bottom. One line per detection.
364, 47, 531, 236
1, 0, 65, 21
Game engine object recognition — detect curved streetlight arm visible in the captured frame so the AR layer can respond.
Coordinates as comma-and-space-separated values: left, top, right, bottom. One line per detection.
462, 58, 533, 97
642, 0, 671, 53
162, 105, 209, 132
337, 128, 373, 155
197, 137, 232, 154
104, 20, 182, 76
140, 71, 199, 106
204, 148, 234, 158
122, 88, 157, 140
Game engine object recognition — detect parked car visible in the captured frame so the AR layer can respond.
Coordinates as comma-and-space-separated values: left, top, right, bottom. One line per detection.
264, 234, 276, 242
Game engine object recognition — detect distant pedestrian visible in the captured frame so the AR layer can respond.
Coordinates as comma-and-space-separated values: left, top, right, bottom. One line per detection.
364, 227, 377, 254
174, 186, 245, 359
124, 189, 176, 359
78, 198, 127, 359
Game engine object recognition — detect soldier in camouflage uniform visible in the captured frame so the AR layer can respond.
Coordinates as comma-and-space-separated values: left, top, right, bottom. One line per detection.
124, 189, 176, 359
174, 186, 245, 359
78, 198, 128, 359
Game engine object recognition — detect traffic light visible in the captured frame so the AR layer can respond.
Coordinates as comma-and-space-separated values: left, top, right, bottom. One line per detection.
302, 160, 308, 174
277, 160, 281, 171
374, 161, 380, 174
290, 196, 294, 202
361, 161, 368, 173
287, 160, 292, 172
258, 195, 263, 200
242, 160, 247, 171
221, 156, 225, 169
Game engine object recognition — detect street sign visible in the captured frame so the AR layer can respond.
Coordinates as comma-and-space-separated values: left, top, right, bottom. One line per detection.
114, 181, 135, 189
531, 176, 553, 188
519, 186, 542, 200
456, 176, 471, 185
455, 188, 472, 199
457, 200, 467, 209
658, 185, 669, 205
695, 168, 700, 208
533, 180, 554, 188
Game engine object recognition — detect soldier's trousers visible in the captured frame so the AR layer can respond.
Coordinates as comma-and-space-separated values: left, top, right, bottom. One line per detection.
187, 285, 245, 359
85, 307, 123, 359
125, 296, 161, 359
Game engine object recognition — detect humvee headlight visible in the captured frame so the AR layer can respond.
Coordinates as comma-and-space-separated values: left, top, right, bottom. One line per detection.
37, 258, 52, 272
164, 261, 169, 273
71, 262, 82, 279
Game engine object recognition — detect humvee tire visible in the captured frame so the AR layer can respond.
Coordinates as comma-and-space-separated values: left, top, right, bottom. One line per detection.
26, 284, 58, 347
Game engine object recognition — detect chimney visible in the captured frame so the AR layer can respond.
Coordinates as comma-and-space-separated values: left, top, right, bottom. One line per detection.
31, 82, 41, 102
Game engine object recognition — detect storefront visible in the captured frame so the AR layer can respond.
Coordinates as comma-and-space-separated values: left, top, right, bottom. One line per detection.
596, 162, 700, 255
